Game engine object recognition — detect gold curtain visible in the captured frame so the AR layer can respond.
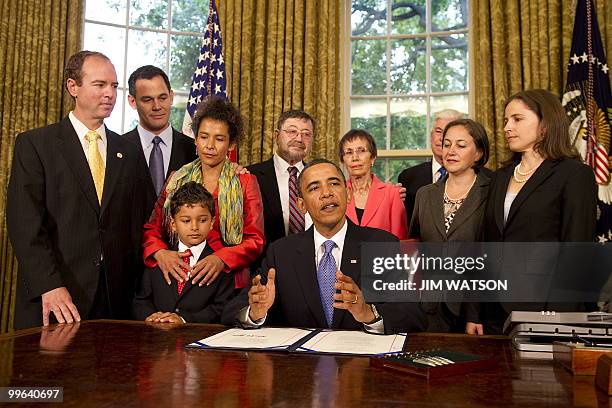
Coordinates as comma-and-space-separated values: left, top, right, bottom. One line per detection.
471, 0, 611, 168
219, 0, 341, 164
0, 0, 84, 333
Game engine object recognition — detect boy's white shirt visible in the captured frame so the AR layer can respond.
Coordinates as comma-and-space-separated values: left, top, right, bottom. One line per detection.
177, 239, 207, 268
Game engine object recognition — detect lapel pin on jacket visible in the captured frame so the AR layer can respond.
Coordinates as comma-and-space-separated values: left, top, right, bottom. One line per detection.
350, 259, 357, 264
117, 152, 123, 158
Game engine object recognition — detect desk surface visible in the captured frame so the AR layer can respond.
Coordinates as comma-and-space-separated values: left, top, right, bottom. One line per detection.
0, 320, 609, 407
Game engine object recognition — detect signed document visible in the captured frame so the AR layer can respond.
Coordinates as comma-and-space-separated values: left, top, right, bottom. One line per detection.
295, 331, 406, 355
188, 328, 313, 351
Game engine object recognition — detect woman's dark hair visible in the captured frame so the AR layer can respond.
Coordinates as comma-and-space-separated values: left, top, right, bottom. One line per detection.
442, 118, 490, 169
191, 96, 244, 144
338, 129, 378, 162
503, 89, 578, 166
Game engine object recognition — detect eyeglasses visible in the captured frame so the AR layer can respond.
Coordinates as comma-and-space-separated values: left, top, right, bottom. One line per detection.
281, 128, 313, 139
342, 147, 369, 157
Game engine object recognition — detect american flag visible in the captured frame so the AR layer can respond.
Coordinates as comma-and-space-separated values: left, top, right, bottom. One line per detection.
182, 0, 228, 137
562, 0, 612, 242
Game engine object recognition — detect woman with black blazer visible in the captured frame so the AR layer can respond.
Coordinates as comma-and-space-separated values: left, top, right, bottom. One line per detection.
482, 89, 597, 333
409, 118, 491, 334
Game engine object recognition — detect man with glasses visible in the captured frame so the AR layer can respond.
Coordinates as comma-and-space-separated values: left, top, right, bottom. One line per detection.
248, 110, 315, 248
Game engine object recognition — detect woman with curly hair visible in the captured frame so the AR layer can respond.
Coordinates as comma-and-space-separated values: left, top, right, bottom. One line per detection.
142, 96, 265, 289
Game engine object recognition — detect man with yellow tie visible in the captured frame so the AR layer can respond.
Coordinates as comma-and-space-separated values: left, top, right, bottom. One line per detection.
7, 51, 152, 329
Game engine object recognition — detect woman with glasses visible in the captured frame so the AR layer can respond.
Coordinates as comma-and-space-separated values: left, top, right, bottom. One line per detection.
338, 129, 407, 239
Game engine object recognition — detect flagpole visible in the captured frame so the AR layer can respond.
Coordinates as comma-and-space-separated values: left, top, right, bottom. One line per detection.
586, 0, 595, 168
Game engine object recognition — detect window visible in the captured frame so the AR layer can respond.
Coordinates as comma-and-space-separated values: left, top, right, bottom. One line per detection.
346, 0, 469, 182
83, 0, 209, 133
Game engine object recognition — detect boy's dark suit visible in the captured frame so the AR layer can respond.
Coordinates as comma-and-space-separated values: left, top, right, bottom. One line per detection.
7, 117, 152, 329
223, 221, 427, 333
123, 127, 196, 209
133, 244, 234, 323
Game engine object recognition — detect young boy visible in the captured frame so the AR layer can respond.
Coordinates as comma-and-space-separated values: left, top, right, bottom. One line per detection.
133, 181, 234, 323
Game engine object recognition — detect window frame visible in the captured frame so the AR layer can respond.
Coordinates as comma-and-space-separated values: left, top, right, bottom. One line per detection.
341, 0, 473, 180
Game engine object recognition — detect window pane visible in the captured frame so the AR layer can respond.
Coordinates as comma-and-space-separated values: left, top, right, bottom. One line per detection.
432, 0, 467, 31
348, 0, 469, 159
350, 99, 387, 149
106, 90, 125, 134
373, 157, 429, 183
430, 34, 468, 92
390, 38, 426, 94
351, 0, 386, 36
390, 97, 427, 149
86, 0, 126, 25
126, 30, 167, 83
391, 0, 426, 35
170, 94, 189, 132
351, 40, 387, 95
170, 35, 203, 92
130, 0, 168, 29
430, 94, 469, 124
84, 23, 126, 87
171, 0, 209, 33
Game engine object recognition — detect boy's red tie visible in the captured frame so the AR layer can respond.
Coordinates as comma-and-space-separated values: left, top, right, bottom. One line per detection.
177, 249, 193, 295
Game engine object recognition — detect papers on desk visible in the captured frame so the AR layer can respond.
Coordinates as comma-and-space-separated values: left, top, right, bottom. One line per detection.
187, 327, 406, 356
188, 327, 312, 350
295, 330, 406, 355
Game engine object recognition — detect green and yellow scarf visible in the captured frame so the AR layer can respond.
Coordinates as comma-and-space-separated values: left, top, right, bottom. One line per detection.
163, 158, 243, 246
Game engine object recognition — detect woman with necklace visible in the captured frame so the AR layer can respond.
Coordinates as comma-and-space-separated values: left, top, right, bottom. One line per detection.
409, 118, 491, 334
339, 129, 408, 239
481, 89, 597, 334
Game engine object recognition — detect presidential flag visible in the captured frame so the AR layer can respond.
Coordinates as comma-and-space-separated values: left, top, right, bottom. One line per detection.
182, 0, 229, 137
562, 0, 612, 242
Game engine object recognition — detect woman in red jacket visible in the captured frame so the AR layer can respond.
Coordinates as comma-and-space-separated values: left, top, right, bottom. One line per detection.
142, 97, 265, 289
339, 129, 408, 239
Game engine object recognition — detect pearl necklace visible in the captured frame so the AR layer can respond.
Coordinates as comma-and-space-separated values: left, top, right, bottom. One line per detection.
513, 161, 539, 183
444, 175, 478, 203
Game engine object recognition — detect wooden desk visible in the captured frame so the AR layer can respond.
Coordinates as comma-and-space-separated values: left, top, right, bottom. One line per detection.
0, 320, 609, 407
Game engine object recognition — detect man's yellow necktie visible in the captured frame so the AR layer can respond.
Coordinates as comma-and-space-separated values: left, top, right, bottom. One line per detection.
85, 130, 105, 204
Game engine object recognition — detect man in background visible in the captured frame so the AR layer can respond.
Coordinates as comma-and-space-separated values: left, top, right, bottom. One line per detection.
124, 65, 196, 207
247, 110, 315, 247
